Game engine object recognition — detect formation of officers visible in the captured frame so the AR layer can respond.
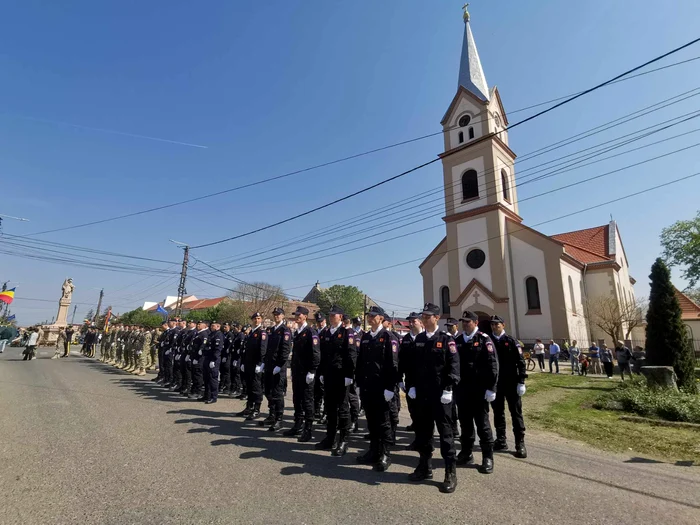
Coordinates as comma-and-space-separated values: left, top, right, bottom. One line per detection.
98, 303, 528, 494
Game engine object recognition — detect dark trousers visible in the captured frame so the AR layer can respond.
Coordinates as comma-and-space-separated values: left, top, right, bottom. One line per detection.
264, 368, 287, 419
244, 367, 263, 408
180, 359, 191, 392
348, 383, 360, 422
324, 376, 350, 439
172, 354, 182, 385
536, 354, 545, 370
220, 356, 231, 391
456, 389, 494, 456
230, 361, 242, 392
362, 389, 393, 448
314, 374, 325, 415
390, 387, 400, 428
203, 357, 220, 401
164, 353, 173, 383
549, 355, 559, 373
291, 368, 315, 423
414, 397, 456, 463
63, 341, 71, 357
191, 359, 203, 394
406, 396, 417, 426
603, 361, 614, 377
157, 347, 164, 377
492, 384, 525, 440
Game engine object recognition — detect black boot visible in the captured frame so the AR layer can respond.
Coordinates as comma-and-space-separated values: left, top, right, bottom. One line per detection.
479, 447, 494, 474
457, 441, 474, 465
258, 414, 275, 427
440, 463, 458, 493
374, 444, 391, 472
331, 431, 349, 457
356, 443, 379, 464
408, 455, 433, 481
236, 406, 253, 417
494, 437, 509, 451
390, 424, 397, 445
268, 418, 283, 432
315, 435, 335, 450
298, 421, 313, 442
515, 436, 528, 459
453, 425, 460, 439
246, 405, 261, 421
283, 419, 304, 436
351, 420, 359, 433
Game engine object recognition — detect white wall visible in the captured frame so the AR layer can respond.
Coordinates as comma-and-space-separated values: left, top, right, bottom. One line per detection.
560, 260, 590, 345
447, 96, 487, 150
511, 237, 553, 340
456, 217, 492, 292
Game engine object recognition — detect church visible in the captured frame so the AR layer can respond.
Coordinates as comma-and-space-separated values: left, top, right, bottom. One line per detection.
419, 10, 637, 345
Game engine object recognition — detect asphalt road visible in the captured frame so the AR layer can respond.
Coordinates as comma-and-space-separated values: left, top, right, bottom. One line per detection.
1, 346, 699, 525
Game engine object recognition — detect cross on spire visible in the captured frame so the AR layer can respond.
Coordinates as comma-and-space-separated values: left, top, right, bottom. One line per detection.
463, 3, 470, 22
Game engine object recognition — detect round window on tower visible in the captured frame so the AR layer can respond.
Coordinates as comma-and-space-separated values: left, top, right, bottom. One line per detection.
458, 115, 471, 127
466, 248, 486, 269
494, 113, 502, 128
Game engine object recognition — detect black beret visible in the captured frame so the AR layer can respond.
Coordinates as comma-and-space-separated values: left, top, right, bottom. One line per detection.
460, 311, 478, 322
366, 305, 386, 317
421, 303, 440, 316
272, 307, 285, 315
329, 305, 345, 315
489, 315, 505, 324
294, 306, 309, 316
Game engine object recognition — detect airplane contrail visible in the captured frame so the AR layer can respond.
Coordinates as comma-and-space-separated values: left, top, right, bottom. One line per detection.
8, 114, 209, 149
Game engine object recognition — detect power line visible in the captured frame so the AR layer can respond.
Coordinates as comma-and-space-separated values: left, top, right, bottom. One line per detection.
189, 38, 700, 249
23, 50, 700, 237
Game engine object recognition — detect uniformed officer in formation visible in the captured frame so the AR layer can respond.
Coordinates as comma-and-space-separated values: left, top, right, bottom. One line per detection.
405, 303, 460, 493
171, 319, 187, 390
454, 311, 498, 474
489, 315, 528, 458
313, 311, 327, 422
190, 320, 208, 399
237, 312, 267, 420
154, 320, 171, 383
398, 311, 423, 448
347, 315, 363, 433
220, 322, 233, 395
355, 306, 397, 472
261, 308, 292, 432
179, 320, 197, 396
382, 316, 402, 444
203, 320, 224, 404
283, 306, 320, 442
317, 305, 357, 456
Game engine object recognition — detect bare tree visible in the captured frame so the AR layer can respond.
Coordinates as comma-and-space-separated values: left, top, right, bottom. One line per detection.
227, 282, 287, 319
583, 295, 646, 343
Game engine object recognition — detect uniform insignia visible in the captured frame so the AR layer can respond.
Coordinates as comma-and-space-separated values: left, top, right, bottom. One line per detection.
348, 335, 354, 344
518, 347, 523, 355
448, 341, 457, 354
254, 333, 258, 338
284, 334, 290, 341
355, 338, 361, 347
436, 342, 443, 348
337, 333, 342, 338
505, 342, 509, 346
474, 342, 479, 346
261, 333, 267, 340
203, 339, 207, 344
312, 335, 319, 345
379, 338, 384, 342
486, 342, 494, 353
391, 340, 398, 353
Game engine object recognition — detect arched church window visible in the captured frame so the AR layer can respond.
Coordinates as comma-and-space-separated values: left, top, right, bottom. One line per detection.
458, 131, 464, 144
462, 169, 479, 200
458, 114, 471, 127
525, 277, 541, 312
501, 169, 510, 202
468, 127, 475, 140
440, 286, 450, 315
568, 276, 577, 315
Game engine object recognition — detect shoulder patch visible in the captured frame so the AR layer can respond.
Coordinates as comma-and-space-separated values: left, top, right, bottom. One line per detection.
312, 335, 319, 345
448, 341, 457, 354
284, 334, 290, 341
261, 333, 267, 340
391, 340, 398, 352
355, 338, 361, 347
486, 341, 494, 353
348, 334, 354, 344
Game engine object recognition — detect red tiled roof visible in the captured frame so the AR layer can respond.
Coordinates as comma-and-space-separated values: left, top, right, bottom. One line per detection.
551, 225, 612, 265
674, 288, 700, 320
181, 297, 228, 311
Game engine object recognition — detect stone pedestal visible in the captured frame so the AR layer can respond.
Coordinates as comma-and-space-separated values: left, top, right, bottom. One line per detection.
640, 366, 678, 390
56, 299, 70, 326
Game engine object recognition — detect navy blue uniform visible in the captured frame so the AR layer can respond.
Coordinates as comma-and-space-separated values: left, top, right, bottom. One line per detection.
399, 331, 419, 427
190, 329, 209, 396
156, 328, 171, 380
491, 333, 526, 443
291, 324, 321, 425
264, 323, 292, 421
219, 329, 233, 392
243, 326, 268, 411
203, 328, 224, 401
179, 328, 196, 394
319, 326, 357, 441
164, 327, 181, 386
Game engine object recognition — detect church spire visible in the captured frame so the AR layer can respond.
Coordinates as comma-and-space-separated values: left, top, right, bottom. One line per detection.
458, 5, 490, 102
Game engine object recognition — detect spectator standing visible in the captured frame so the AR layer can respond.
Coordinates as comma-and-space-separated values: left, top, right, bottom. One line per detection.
548, 340, 560, 373
615, 341, 634, 381
569, 341, 581, 375
23, 328, 39, 360
52, 329, 66, 359
588, 343, 602, 375
533, 339, 546, 372
600, 344, 614, 378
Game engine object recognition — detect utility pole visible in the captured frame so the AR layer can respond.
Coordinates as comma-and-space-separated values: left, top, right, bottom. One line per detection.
71, 305, 77, 325
94, 288, 104, 325
175, 245, 189, 318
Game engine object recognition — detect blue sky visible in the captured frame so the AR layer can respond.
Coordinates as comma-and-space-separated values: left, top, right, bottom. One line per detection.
3, 0, 700, 324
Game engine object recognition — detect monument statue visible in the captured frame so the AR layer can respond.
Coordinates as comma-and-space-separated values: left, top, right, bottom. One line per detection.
61, 278, 74, 302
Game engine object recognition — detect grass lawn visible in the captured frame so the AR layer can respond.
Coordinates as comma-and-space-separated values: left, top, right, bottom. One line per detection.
524, 372, 700, 463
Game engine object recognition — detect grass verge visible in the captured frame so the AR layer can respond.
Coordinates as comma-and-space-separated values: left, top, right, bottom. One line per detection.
524, 373, 700, 463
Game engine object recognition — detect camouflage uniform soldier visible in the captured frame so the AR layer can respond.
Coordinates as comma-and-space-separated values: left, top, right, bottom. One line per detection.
121, 326, 134, 370
148, 328, 160, 370
134, 326, 151, 376
128, 327, 141, 372
109, 327, 118, 363
116, 326, 127, 368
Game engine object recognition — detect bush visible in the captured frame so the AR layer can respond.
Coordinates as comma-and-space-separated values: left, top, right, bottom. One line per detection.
594, 377, 700, 423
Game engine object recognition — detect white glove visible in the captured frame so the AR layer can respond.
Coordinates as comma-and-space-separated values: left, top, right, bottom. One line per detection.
485, 390, 496, 402
407, 387, 416, 399
398, 382, 406, 392
440, 390, 453, 404
259, 363, 265, 373
233, 360, 238, 367
344, 378, 353, 387
319, 375, 325, 385
305, 372, 315, 384
165, 350, 171, 356
198, 349, 202, 356
273, 366, 281, 375
209, 361, 215, 369
517, 384, 526, 396
255, 364, 262, 374
222, 357, 227, 363
193, 359, 198, 365
383, 389, 394, 402
240, 364, 245, 373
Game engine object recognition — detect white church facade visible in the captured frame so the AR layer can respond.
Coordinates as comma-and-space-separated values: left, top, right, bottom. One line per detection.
420, 11, 637, 345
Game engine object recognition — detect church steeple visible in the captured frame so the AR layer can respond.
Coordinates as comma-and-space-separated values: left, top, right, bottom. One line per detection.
458, 5, 489, 102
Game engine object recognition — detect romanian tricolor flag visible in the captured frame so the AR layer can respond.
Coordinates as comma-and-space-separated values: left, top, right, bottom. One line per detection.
0, 288, 15, 305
